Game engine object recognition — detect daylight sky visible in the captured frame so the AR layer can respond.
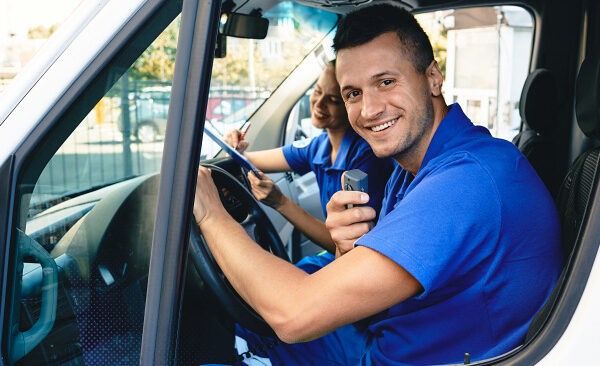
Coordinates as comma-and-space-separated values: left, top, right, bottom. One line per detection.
1, 0, 83, 36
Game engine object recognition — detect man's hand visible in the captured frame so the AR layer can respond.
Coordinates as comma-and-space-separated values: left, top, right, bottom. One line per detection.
325, 191, 376, 256
223, 129, 249, 153
247, 171, 285, 209
193, 166, 228, 227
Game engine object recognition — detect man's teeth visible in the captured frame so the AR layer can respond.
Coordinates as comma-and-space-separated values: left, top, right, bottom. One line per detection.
371, 119, 396, 132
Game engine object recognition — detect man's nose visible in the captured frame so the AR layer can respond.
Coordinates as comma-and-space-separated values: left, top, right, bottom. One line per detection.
361, 91, 384, 120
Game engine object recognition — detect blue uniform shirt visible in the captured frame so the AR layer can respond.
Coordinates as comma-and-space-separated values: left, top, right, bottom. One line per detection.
355, 104, 563, 365
282, 128, 394, 217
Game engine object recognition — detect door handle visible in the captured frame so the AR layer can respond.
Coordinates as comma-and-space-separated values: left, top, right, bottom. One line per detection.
11, 230, 58, 363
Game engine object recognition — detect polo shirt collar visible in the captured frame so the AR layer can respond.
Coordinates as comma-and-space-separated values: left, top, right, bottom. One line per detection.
312, 127, 358, 170
420, 103, 471, 170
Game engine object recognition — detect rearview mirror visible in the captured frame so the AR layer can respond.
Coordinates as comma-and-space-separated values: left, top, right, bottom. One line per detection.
222, 12, 269, 39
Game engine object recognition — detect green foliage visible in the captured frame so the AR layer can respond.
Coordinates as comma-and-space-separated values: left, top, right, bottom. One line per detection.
433, 42, 447, 77
129, 17, 180, 81
28, 24, 59, 39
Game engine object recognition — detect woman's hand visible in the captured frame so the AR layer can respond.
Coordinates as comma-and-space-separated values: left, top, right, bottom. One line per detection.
223, 129, 249, 153
193, 166, 228, 226
247, 171, 285, 209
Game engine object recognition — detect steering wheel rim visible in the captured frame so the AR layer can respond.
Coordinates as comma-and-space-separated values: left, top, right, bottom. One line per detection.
189, 164, 289, 337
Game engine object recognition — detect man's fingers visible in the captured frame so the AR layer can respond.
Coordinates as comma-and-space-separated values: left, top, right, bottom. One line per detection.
327, 190, 370, 213
326, 207, 376, 229
197, 166, 212, 179
331, 221, 372, 241
329, 221, 373, 254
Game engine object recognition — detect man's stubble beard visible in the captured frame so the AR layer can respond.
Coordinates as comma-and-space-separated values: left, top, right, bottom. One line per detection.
386, 88, 435, 163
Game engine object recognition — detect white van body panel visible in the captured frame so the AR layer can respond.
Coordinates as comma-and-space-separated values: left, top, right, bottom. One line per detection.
0, 0, 146, 162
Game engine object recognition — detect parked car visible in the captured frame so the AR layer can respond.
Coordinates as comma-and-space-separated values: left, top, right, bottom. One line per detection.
0, 0, 597, 365
118, 86, 265, 143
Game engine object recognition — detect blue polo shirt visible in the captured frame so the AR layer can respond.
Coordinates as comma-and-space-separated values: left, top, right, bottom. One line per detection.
282, 128, 394, 217
355, 104, 563, 365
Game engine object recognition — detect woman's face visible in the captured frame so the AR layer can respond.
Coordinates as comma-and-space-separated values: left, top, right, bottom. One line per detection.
309, 65, 348, 131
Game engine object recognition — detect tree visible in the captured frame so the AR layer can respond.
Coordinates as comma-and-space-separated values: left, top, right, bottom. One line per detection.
28, 24, 59, 39
129, 17, 180, 81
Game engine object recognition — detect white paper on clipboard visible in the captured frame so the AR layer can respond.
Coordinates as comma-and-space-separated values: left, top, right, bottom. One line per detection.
203, 126, 261, 177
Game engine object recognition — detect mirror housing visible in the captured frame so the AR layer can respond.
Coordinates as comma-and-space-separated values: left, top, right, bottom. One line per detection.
222, 12, 269, 39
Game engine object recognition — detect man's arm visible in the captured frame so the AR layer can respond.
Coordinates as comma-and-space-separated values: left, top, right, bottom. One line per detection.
194, 167, 422, 343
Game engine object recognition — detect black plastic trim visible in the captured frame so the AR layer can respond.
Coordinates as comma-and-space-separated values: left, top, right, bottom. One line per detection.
0, 155, 15, 365
139, 0, 221, 364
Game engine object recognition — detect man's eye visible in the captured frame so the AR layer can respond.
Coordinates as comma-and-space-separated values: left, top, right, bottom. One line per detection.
346, 91, 360, 100
381, 79, 393, 86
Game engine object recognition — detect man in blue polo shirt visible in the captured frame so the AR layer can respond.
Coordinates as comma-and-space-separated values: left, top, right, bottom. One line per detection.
224, 61, 394, 273
193, 4, 562, 365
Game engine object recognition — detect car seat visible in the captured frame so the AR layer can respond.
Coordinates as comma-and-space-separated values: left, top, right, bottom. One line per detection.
524, 53, 600, 343
513, 69, 562, 197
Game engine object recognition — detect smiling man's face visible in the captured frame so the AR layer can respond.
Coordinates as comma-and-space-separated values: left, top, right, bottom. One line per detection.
336, 32, 439, 165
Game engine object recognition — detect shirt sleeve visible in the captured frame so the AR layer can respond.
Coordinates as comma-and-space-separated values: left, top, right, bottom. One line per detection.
355, 153, 502, 298
281, 136, 322, 175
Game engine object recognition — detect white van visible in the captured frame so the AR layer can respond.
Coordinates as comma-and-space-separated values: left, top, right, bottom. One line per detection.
0, 0, 597, 365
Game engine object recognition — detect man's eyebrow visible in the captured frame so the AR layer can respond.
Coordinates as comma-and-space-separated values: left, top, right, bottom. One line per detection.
340, 71, 399, 94
371, 71, 397, 80
340, 85, 355, 94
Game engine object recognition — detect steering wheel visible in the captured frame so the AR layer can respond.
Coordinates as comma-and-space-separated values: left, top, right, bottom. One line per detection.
189, 164, 290, 337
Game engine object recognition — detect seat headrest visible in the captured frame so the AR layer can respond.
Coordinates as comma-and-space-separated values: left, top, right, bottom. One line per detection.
576, 54, 600, 138
519, 69, 559, 134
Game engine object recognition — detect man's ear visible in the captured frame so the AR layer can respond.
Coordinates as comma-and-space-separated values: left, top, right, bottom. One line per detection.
426, 60, 444, 97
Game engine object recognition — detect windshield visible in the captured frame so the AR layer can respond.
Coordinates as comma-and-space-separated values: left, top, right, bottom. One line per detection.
28, 3, 336, 208
200, 2, 337, 158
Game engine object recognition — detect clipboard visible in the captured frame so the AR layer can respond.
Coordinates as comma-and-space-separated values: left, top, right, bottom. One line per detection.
204, 126, 261, 178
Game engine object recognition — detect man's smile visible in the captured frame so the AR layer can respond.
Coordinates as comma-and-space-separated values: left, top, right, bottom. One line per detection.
370, 118, 397, 132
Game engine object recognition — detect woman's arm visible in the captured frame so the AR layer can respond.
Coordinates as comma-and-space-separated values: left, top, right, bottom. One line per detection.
223, 129, 290, 172
248, 172, 335, 253
245, 149, 290, 173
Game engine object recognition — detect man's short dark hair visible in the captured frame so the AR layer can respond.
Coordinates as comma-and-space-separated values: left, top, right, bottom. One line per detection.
333, 4, 434, 74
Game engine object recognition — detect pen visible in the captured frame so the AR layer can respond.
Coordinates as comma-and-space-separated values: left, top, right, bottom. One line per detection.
240, 123, 251, 139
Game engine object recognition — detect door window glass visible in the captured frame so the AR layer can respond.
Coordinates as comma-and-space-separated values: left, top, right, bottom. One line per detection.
284, 6, 533, 147
9, 14, 180, 366
415, 6, 534, 140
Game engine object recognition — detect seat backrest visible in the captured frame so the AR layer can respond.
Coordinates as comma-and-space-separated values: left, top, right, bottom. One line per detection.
513, 69, 561, 196
524, 54, 600, 342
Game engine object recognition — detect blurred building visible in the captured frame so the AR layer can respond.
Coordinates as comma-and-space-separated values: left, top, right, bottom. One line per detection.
443, 6, 533, 139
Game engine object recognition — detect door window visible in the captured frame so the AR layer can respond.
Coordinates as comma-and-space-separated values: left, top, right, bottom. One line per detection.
284, 6, 534, 147
415, 6, 534, 140
8, 13, 180, 366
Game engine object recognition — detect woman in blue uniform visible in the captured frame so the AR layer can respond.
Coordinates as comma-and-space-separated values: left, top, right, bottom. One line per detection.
225, 60, 394, 272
